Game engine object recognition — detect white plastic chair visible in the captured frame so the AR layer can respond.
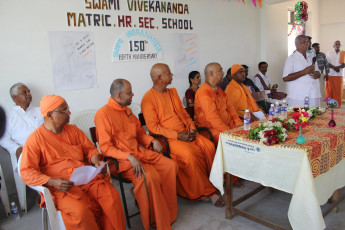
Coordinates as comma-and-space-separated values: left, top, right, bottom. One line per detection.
18, 156, 66, 230
9, 149, 27, 213
0, 163, 11, 217
70, 110, 97, 141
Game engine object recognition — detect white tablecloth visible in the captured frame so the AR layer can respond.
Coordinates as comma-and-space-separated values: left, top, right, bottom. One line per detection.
210, 132, 345, 230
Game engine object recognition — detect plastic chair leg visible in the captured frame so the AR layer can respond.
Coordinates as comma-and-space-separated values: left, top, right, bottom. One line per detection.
42, 208, 48, 230
10, 152, 27, 212
0, 165, 11, 217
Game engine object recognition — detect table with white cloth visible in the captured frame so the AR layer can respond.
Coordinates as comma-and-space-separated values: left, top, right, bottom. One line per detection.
210, 109, 345, 230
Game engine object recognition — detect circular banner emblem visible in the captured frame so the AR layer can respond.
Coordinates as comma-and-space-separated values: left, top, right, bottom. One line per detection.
112, 29, 163, 62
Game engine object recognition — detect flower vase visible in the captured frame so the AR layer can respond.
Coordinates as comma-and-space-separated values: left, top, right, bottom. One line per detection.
328, 109, 336, 127
296, 126, 306, 144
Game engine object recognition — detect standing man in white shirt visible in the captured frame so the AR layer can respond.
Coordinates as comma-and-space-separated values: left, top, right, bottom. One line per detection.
0, 83, 44, 159
326, 40, 345, 108
282, 35, 321, 107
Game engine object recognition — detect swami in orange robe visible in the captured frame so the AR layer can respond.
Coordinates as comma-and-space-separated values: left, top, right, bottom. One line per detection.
141, 64, 222, 205
195, 65, 242, 146
225, 64, 264, 118
95, 79, 178, 230
20, 95, 126, 230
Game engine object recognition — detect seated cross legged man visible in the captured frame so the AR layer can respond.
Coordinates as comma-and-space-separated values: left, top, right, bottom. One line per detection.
225, 64, 266, 121
141, 63, 225, 207
20, 95, 126, 230
95, 79, 179, 230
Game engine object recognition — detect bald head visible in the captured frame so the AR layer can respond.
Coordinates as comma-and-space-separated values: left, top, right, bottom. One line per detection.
204, 63, 218, 76
150, 63, 173, 88
110, 79, 130, 97
150, 63, 167, 80
204, 62, 224, 87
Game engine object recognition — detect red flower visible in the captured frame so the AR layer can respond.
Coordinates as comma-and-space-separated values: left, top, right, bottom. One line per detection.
282, 123, 289, 129
271, 118, 278, 122
292, 112, 301, 120
302, 111, 309, 117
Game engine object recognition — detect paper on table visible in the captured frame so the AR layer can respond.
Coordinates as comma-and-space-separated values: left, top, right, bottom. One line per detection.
70, 162, 107, 186
253, 111, 266, 120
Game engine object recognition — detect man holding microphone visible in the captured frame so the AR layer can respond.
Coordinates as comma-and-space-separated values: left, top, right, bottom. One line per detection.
282, 35, 321, 107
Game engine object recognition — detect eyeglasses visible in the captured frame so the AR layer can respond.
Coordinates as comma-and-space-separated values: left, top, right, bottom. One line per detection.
52, 107, 70, 114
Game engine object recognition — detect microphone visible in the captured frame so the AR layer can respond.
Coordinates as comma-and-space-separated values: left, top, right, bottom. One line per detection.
310, 57, 317, 76
312, 57, 316, 65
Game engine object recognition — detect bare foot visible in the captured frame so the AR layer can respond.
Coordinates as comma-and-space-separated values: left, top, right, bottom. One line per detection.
210, 194, 225, 207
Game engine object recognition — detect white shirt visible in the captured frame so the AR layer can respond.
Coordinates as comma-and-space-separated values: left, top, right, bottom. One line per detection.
254, 72, 271, 95
327, 50, 344, 77
0, 105, 43, 153
282, 50, 321, 100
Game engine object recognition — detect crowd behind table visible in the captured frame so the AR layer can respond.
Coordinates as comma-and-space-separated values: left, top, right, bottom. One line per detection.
0, 35, 344, 229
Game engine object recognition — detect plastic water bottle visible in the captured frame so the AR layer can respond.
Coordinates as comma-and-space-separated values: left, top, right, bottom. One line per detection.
269, 104, 275, 120
243, 109, 251, 131
11, 202, 20, 221
281, 100, 287, 119
304, 95, 310, 107
274, 102, 281, 117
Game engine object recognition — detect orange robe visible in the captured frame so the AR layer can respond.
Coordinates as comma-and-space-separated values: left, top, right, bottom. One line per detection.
225, 80, 263, 118
325, 76, 343, 108
94, 98, 178, 230
20, 124, 125, 230
141, 88, 217, 200
194, 82, 243, 145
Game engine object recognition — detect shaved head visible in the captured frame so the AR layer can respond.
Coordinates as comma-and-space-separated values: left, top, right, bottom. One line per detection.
150, 63, 173, 89
204, 62, 224, 87
204, 63, 219, 77
110, 79, 130, 97
150, 63, 167, 81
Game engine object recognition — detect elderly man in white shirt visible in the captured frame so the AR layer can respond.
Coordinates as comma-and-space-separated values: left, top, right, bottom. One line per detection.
0, 83, 43, 212
0, 83, 43, 159
282, 35, 321, 107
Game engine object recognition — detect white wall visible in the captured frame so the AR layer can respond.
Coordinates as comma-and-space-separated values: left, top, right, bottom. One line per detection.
0, 0, 261, 115
319, 0, 345, 54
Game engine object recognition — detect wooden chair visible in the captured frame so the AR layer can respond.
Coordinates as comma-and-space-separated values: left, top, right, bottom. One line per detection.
138, 112, 214, 151
184, 107, 214, 143
138, 113, 171, 158
89, 127, 139, 228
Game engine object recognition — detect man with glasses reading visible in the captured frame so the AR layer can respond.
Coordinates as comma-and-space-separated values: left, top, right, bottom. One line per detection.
20, 95, 126, 230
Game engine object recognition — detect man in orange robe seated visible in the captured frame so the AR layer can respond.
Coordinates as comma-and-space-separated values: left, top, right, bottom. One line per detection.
95, 79, 178, 230
195, 62, 243, 146
141, 63, 224, 207
225, 64, 264, 120
20, 95, 126, 230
